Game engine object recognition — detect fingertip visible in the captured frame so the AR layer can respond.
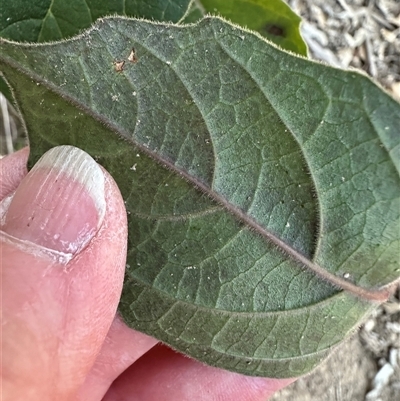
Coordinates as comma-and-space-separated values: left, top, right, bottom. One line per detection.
1, 146, 128, 400
75, 316, 158, 401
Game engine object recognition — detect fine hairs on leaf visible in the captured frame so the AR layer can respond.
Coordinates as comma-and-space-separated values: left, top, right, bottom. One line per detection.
0, 8, 399, 379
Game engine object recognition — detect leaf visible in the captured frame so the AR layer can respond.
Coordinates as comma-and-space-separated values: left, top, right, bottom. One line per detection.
186, 0, 307, 56
0, 0, 192, 145
0, 0, 191, 42
1, 17, 399, 378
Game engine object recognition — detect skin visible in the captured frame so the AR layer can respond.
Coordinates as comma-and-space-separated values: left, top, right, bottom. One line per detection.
1, 147, 296, 401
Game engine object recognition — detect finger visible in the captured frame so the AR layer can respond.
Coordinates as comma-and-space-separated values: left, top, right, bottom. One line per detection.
75, 316, 158, 401
1, 146, 127, 401
103, 345, 296, 401
0, 147, 29, 199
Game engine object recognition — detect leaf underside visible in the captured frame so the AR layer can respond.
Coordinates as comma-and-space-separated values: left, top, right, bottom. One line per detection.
0, 0, 191, 103
0, 17, 399, 377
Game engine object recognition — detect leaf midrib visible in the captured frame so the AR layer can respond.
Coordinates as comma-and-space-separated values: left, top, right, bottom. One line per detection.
0, 32, 390, 302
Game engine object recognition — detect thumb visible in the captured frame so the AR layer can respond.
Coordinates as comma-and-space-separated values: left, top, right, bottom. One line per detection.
1, 146, 127, 401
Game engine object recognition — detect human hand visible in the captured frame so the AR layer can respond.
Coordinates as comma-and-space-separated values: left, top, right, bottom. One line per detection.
1, 146, 296, 401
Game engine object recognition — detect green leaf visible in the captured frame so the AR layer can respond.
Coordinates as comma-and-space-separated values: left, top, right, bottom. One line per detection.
0, 0, 191, 42
187, 0, 307, 56
1, 17, 399, 378
0, 0, 191, 147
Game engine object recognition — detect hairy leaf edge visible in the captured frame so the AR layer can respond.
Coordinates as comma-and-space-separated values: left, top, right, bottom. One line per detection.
0, 16, 397, 302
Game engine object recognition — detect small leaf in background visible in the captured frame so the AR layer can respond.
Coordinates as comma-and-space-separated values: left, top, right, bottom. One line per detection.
1, 17, 399, 378
196, 0, 307, 56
